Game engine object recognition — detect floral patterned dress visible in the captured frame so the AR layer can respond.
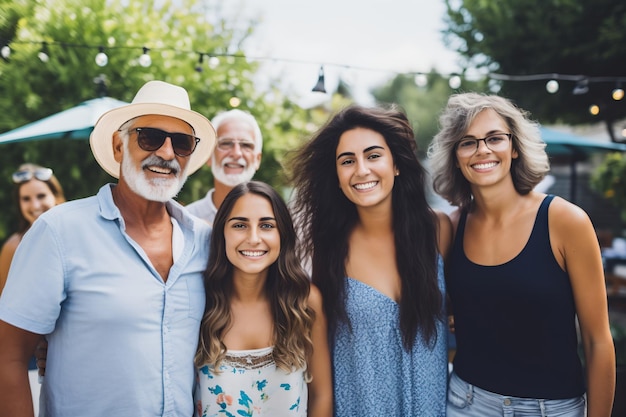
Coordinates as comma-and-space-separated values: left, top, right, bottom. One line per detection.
195, 347, 307, 417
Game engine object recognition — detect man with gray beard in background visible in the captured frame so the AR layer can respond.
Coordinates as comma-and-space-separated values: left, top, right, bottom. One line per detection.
186, 109, 263, 224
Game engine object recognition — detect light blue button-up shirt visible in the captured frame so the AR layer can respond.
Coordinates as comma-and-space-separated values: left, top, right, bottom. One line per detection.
0, 184, 210, 417
185, 188, 217, 225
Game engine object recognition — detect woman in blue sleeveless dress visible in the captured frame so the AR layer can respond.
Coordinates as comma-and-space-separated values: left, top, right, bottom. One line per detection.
288, 105, 452, 416
428, 93, 615, 416
194, 181, 332, 417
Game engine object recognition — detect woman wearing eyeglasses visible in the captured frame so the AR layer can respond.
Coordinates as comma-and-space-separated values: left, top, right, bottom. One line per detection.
428, 93, 615, 417
0, 163, 65, 293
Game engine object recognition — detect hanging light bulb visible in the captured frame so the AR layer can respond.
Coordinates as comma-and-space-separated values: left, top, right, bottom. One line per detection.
488, 79, 502, 93
589, 104, 600, 115
546, 80, 559, 94
1, 44, 10, 60
612, 85, 624, 101
572, 78, 589, 95
95, 46, 108, 67
38, 42, 49, 63
448, 75, 462, 89
312, 66, 326, 93
208, 56, 219, 69
138, 47, 151, 67
414, 73, 428, 88
195, 53, 204, 72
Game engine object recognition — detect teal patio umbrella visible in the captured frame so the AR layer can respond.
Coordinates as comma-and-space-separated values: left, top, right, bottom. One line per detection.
540, 127, 626, 202
0, 97, 128, 143
542, 127, 626, 156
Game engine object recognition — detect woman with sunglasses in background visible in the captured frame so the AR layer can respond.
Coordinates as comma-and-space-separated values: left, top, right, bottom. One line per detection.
428, 93, 615, 417
0, 163, 65, 293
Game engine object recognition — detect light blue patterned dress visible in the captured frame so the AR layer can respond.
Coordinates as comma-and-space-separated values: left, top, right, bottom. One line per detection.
195, 347, 307, 417
332, 256, 447, 417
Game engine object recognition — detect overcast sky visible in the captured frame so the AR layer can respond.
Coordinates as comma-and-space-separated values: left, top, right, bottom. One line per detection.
220, 0, 461, 105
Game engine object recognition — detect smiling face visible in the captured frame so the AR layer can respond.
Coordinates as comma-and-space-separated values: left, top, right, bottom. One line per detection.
224, 192, 280, 279
456, 108, 518, 188
335, 127, 398, 210
117, 115, 192, 202
210, 119, 262, 187
18, 179, 58, 225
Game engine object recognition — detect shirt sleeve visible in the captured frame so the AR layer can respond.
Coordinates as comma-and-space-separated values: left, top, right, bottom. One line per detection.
0, 217, 65, 334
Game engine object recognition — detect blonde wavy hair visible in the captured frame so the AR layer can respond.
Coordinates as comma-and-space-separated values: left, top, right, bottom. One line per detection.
428, 92, 550, 209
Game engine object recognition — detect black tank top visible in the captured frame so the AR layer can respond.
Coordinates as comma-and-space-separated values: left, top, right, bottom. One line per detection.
448, 195, 585, 398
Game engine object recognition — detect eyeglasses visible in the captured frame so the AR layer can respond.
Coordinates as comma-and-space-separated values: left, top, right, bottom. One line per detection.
216, 138, 256, 153
455, 133, 512, 157
132, 127, 200, 157
12, 167, 54, 184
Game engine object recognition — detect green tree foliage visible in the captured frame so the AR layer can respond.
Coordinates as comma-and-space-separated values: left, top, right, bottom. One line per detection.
0, 0, 311, 240
443, 0, 626, 135
590, 152, 626, 223
371, 71, 488, 153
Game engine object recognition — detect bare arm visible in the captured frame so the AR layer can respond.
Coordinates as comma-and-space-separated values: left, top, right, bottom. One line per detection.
550, 198, 615, 417
0, 320, 42, 417
437, 210, 456, 328
307, 284, 333, 417
435, 211, 453, 261
0, 234, 20, 294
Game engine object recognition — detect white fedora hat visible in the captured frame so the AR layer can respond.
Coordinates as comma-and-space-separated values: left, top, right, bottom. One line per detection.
89, 80, 216, 178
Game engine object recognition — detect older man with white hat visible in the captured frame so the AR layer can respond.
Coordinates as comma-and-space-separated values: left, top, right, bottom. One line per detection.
0, 80, 215, 417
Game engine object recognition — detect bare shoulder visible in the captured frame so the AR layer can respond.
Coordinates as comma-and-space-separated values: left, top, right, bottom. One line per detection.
2, 233, 22, 249
548, 195, 593, 230
0, 233, 22, 257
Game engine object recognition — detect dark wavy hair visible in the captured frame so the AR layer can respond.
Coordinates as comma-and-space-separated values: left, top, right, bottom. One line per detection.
195, 181, 314, 375
288, 105, 441, 350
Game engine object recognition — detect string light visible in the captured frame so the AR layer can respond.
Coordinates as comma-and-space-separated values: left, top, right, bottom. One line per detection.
1, 44, 10, 60
95, 46, 108, 67
572, 78, 589, 95
208, 56, 220, 69
37, 42, 49, 63
138, 46, 151, 67
546, 80, 559, 94
448, 74, 462, 89
414, 73, 428, 88
3, 39, 626, 102
613, 84, 624, 101
195, 53, 204, 72
311, 66, 326, 93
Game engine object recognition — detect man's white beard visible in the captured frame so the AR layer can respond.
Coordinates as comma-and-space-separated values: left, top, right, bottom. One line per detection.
211, 154, 256, 187
121, 141, 188, 202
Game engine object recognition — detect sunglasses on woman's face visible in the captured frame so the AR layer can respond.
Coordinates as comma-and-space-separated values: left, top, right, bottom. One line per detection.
132, 127, 200, 157
12, 167, 54, 184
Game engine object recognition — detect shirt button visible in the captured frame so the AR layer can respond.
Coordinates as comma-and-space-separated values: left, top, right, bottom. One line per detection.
503, 398, 512, 406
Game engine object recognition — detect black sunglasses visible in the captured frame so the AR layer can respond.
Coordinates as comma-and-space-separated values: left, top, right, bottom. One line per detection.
12, 167, 54, 184
132, 127, 200, 157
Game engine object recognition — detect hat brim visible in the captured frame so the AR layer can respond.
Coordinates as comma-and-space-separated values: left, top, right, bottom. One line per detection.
89, 103, 216, 178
